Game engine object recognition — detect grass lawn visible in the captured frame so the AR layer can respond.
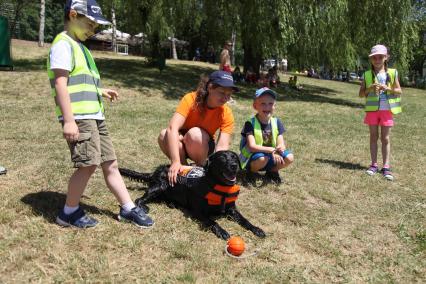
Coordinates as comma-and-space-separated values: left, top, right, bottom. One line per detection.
0, 40, 425, 283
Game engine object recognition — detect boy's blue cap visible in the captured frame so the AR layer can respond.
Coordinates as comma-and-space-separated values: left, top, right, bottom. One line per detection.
209, 71, 239, 92
254, 87, 277, 99
65, 0, 111, 25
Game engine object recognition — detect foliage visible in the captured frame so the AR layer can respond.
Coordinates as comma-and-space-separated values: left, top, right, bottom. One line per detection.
1, 0, 423, 76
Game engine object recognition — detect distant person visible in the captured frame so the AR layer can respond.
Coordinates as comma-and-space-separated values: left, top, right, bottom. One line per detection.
207, 46, 215, 63
281, 58, 288, 73
358, 44, 402, 181
232, 66, 244, 83
289, 76, 302, 90
193, 47, 201, 61
239, 87, 294, 184
158, 71, 238, 186
258, 71, 269, 87
219, 41, 232, 72
268, 66, 280, 87
47, 0, 154, 228
245, 67, 257, 84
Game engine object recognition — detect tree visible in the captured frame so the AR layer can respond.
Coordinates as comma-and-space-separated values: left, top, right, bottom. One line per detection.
38, 0, 45, 47
111, 2, 117, 53
240, 0, 293, 74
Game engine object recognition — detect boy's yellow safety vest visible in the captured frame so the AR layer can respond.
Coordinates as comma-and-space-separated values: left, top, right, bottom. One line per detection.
47, 32, 104, 119
363, 68, 401, 114
239, 116, 278, 169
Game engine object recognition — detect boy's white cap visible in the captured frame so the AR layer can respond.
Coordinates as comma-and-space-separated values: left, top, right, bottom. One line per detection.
369, 45, 388, 57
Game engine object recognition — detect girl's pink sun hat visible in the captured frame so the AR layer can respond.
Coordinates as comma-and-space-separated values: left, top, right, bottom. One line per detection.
369, 45, 388, 57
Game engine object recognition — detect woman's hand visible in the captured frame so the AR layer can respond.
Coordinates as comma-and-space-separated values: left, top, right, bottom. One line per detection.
168, 161, 183, 187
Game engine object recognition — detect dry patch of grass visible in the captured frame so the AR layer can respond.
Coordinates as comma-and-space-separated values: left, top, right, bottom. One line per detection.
0, 40, 425, 283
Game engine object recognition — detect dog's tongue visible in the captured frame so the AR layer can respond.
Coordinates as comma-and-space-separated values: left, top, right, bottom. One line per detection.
223, 172, 237, 182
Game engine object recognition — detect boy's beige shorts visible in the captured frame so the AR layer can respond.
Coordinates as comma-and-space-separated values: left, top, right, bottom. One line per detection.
65, 119, 117, 168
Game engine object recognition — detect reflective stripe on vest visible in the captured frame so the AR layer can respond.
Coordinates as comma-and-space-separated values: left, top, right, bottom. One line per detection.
239, 116, 278, 169
205, 184, 240, 211
364, 69, 401, 114
47, 32, 104, 119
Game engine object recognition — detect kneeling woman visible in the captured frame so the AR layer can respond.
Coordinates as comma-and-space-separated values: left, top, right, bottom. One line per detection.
158, 71, 238, 186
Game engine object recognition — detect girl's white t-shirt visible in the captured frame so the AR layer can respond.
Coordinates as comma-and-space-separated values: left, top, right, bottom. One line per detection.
376, 72, 389, 110
375, 70, 398, 111
50, 40, 105, 120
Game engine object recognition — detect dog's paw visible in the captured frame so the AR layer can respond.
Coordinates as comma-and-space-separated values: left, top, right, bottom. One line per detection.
252, 227, 266, 238
212, 225, 230, 240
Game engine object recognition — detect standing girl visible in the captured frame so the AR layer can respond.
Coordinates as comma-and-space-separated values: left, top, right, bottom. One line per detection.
359, 45, 402, 181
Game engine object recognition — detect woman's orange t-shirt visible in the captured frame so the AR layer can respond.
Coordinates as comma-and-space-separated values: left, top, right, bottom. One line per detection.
175, 91, 234, 138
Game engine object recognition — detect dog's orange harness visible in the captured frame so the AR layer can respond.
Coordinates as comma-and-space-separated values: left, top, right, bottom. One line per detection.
205, 184, 240, 210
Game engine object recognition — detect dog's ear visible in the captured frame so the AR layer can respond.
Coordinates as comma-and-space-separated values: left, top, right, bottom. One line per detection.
231, 151, 242, 169
206, 151, 218, 165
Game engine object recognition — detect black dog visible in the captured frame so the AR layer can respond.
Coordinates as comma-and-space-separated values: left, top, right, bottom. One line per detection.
119, 151, 266, 240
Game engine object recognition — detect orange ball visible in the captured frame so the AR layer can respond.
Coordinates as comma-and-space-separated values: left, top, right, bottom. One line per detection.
227, 236, 245, 256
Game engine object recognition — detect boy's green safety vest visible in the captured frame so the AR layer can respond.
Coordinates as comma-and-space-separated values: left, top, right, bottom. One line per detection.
363, 68, 401, 114
47, 32, 104, 119
239, 116, 278, 169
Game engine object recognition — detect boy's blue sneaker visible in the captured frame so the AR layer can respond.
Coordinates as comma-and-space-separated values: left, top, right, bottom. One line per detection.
118, 206, 154, 228
56, 207, 98, 228
265, 171, 282, 185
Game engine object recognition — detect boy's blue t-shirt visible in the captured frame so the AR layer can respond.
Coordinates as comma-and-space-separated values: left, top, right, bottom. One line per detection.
241, 117, 285, 147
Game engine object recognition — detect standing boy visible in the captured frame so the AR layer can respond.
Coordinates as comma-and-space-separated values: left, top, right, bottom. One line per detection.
47, 0, 153, 228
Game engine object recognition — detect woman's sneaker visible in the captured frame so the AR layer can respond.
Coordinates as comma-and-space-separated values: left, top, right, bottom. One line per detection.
381, 167, 394, 181
365, 165, 378, 176
56, 207, 98, 228
118, 206, 154, 228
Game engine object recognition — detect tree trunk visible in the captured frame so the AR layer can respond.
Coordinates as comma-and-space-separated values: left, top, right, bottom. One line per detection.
242, 42, 261, 75
111, 6, 117, 53
171, 36, 178, 60
231, 30, 236, 66
38, 0, 45, 47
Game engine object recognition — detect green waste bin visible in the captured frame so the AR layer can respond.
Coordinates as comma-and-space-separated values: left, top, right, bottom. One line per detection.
0, 16, 13, 70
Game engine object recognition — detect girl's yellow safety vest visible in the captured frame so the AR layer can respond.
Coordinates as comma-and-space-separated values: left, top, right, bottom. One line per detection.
47, 32, 104, 119
363, 69, 401, 114
239, 116, 278, 169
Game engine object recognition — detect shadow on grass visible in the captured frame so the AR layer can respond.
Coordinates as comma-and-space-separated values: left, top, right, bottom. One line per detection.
97, 58, 214, 100
12, 57, 46, 71
315, 158, 367, 170
21, 190, 116, 223
99, 57, 363, 108
11, 54, 363, 108
235, 82, 364, 108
